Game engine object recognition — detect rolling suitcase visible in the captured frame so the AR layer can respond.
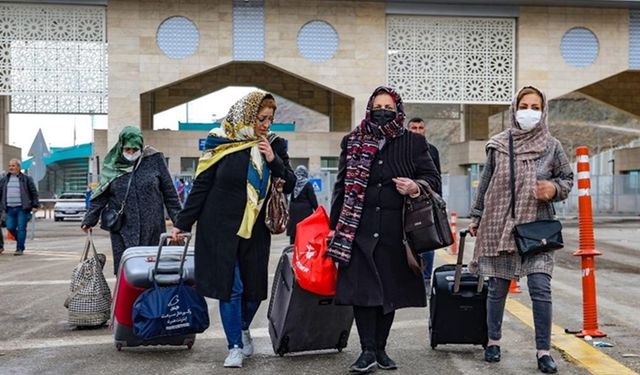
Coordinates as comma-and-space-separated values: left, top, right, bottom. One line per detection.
267, 246, 354, 356
429, 229, 488, 349
112, 233, 200, 350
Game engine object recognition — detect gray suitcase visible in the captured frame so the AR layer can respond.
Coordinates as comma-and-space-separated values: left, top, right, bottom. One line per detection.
267, 245, 353, 356
112, 233, 200, 351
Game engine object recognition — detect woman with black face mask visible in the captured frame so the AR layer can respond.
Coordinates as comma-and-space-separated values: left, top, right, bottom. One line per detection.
328, 86, 441, 373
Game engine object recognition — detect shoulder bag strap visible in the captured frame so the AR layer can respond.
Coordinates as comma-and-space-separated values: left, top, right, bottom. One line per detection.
509, 131, 516, 220
118, 156, 143, 214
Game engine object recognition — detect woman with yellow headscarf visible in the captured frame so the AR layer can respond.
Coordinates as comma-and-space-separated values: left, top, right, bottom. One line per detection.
171, 91, 295, 368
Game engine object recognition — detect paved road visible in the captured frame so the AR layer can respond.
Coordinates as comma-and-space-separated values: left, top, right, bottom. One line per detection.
0, 218, 638, 374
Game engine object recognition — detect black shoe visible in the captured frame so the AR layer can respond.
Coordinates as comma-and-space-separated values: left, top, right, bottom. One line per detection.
484, 345, 501, 363
13, 250, 23, 256
376, 350, 397, 370
537, 355, 558, 373
349, 350, 378, 373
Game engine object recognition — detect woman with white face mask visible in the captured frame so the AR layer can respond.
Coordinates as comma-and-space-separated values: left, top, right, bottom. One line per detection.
467, 86, 573, 374
81, 126, 181, 274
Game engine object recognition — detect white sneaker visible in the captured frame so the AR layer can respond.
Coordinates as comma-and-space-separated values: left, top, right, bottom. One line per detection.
241, 330, 254, 357
224, 347, 244, 368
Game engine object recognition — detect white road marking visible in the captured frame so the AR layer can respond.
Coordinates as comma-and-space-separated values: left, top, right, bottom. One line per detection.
0, 279, 117, 287
0, 319, 426, 352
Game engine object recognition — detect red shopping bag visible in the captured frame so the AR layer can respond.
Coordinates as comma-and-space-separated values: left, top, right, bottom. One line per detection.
293, 206, 337, 296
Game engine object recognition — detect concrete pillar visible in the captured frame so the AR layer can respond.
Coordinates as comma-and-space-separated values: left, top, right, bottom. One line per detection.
463, 105, 491, 141
0, 96, 21, 171
0, 95, 8, 146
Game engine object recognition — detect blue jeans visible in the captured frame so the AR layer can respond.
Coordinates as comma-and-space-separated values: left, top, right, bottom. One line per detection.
219, 263, 261, 349
421, 251, 435, 283
5, 206, 31, 251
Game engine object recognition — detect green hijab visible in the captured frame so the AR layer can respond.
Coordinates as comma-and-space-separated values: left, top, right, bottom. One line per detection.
91, 126, 144, 199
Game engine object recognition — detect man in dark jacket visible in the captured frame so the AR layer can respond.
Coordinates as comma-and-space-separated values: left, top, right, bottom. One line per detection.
407, 117, 442, 294
0, 159, 39, 255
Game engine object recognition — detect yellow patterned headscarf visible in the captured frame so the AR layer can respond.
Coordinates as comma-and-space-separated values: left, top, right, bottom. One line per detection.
195, 91, 274, 239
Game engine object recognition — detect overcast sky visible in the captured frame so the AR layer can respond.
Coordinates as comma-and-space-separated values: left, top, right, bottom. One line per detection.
9, 86, 256, 160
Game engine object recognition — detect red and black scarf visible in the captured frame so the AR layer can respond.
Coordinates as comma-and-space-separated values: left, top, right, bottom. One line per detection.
328, 86, 406, 265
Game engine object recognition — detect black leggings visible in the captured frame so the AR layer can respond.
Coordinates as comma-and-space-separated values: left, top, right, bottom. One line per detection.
353, 306, 395, 351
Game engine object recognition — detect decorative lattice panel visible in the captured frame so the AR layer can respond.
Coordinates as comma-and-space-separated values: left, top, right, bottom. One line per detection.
0, 3, 107, 113
560, 27, 599, 68
297, 20, 339, 62
387, 16, 515, 104
233, 0, 264, 61
157, 16, 200, 60
631, 11, 640, 69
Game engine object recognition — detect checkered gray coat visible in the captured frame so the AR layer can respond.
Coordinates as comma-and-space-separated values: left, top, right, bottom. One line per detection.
470, 137, 573, 279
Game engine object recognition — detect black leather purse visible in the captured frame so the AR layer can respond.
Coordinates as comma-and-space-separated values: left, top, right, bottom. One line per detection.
99, 161, 137, 233
508, 132, 564, 257
402, 180, 454, 261
99, 204, 125, 232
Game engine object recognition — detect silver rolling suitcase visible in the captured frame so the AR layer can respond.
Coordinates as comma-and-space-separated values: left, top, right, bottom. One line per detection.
112, 233, 201, 350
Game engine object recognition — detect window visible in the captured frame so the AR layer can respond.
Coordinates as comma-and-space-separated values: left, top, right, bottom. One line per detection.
180, 157, 199, 175
623, 170, 640, 194
321, 156, 338, 172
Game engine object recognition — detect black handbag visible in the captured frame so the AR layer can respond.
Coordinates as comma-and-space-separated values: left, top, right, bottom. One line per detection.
99, 159, 138, 232
402, 180, 454, 261
508, 132, 564, 257
99, 204, 125, 232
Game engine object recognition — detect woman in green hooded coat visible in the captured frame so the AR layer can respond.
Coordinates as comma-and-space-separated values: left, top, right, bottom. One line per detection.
82, 126, 182, 274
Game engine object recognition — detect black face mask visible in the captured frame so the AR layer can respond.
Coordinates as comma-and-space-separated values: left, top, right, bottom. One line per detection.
370, 109, 396, 127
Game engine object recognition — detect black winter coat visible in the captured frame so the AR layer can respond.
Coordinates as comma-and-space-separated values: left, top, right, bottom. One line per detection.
330, 131, 441, 314
174, 137, 295, 302
83, 152, 182, 274
286, 182, 318, 238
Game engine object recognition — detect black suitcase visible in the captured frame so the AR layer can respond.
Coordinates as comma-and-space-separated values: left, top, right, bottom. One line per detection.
429, 230, 488, 349
267, 246, 354, 356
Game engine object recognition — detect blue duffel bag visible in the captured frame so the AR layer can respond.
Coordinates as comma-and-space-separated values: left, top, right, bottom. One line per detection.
132, 233, 209, 340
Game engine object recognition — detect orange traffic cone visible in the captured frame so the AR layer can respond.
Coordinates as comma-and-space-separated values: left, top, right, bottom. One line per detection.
509, 280, 521, 293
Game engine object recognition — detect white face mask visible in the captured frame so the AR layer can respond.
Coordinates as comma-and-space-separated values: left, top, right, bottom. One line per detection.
123, 150, 141, 162
515, 109, 542, 131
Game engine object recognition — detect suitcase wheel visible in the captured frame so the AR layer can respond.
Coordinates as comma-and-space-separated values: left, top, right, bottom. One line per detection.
187, 342, 193, 350
336, 330, 349, 352
431, 344, 437, 350
277, 336, 289, 357
115, 343, 123, 352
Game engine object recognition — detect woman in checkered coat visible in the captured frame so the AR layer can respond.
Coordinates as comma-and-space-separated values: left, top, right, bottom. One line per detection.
468, 86, 573, 374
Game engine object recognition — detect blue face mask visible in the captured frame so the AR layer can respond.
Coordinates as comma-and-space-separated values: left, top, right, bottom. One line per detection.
370, 109, 396, 127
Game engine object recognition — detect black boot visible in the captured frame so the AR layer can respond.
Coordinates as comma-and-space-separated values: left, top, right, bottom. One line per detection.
537, 355, 558, 373
376, 350, 397, 370
349, 350, 377, 373
484, 345, 501, 362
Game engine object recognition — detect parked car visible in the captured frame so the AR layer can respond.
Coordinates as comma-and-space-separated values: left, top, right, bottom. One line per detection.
54, 193, 87, 222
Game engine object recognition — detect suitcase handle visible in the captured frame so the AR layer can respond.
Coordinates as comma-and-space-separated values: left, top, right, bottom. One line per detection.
153, 232, 192, 281
453, 230, 484, 294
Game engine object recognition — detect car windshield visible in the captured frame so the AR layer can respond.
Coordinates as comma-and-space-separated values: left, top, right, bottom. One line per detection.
59, 194, 85, 200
